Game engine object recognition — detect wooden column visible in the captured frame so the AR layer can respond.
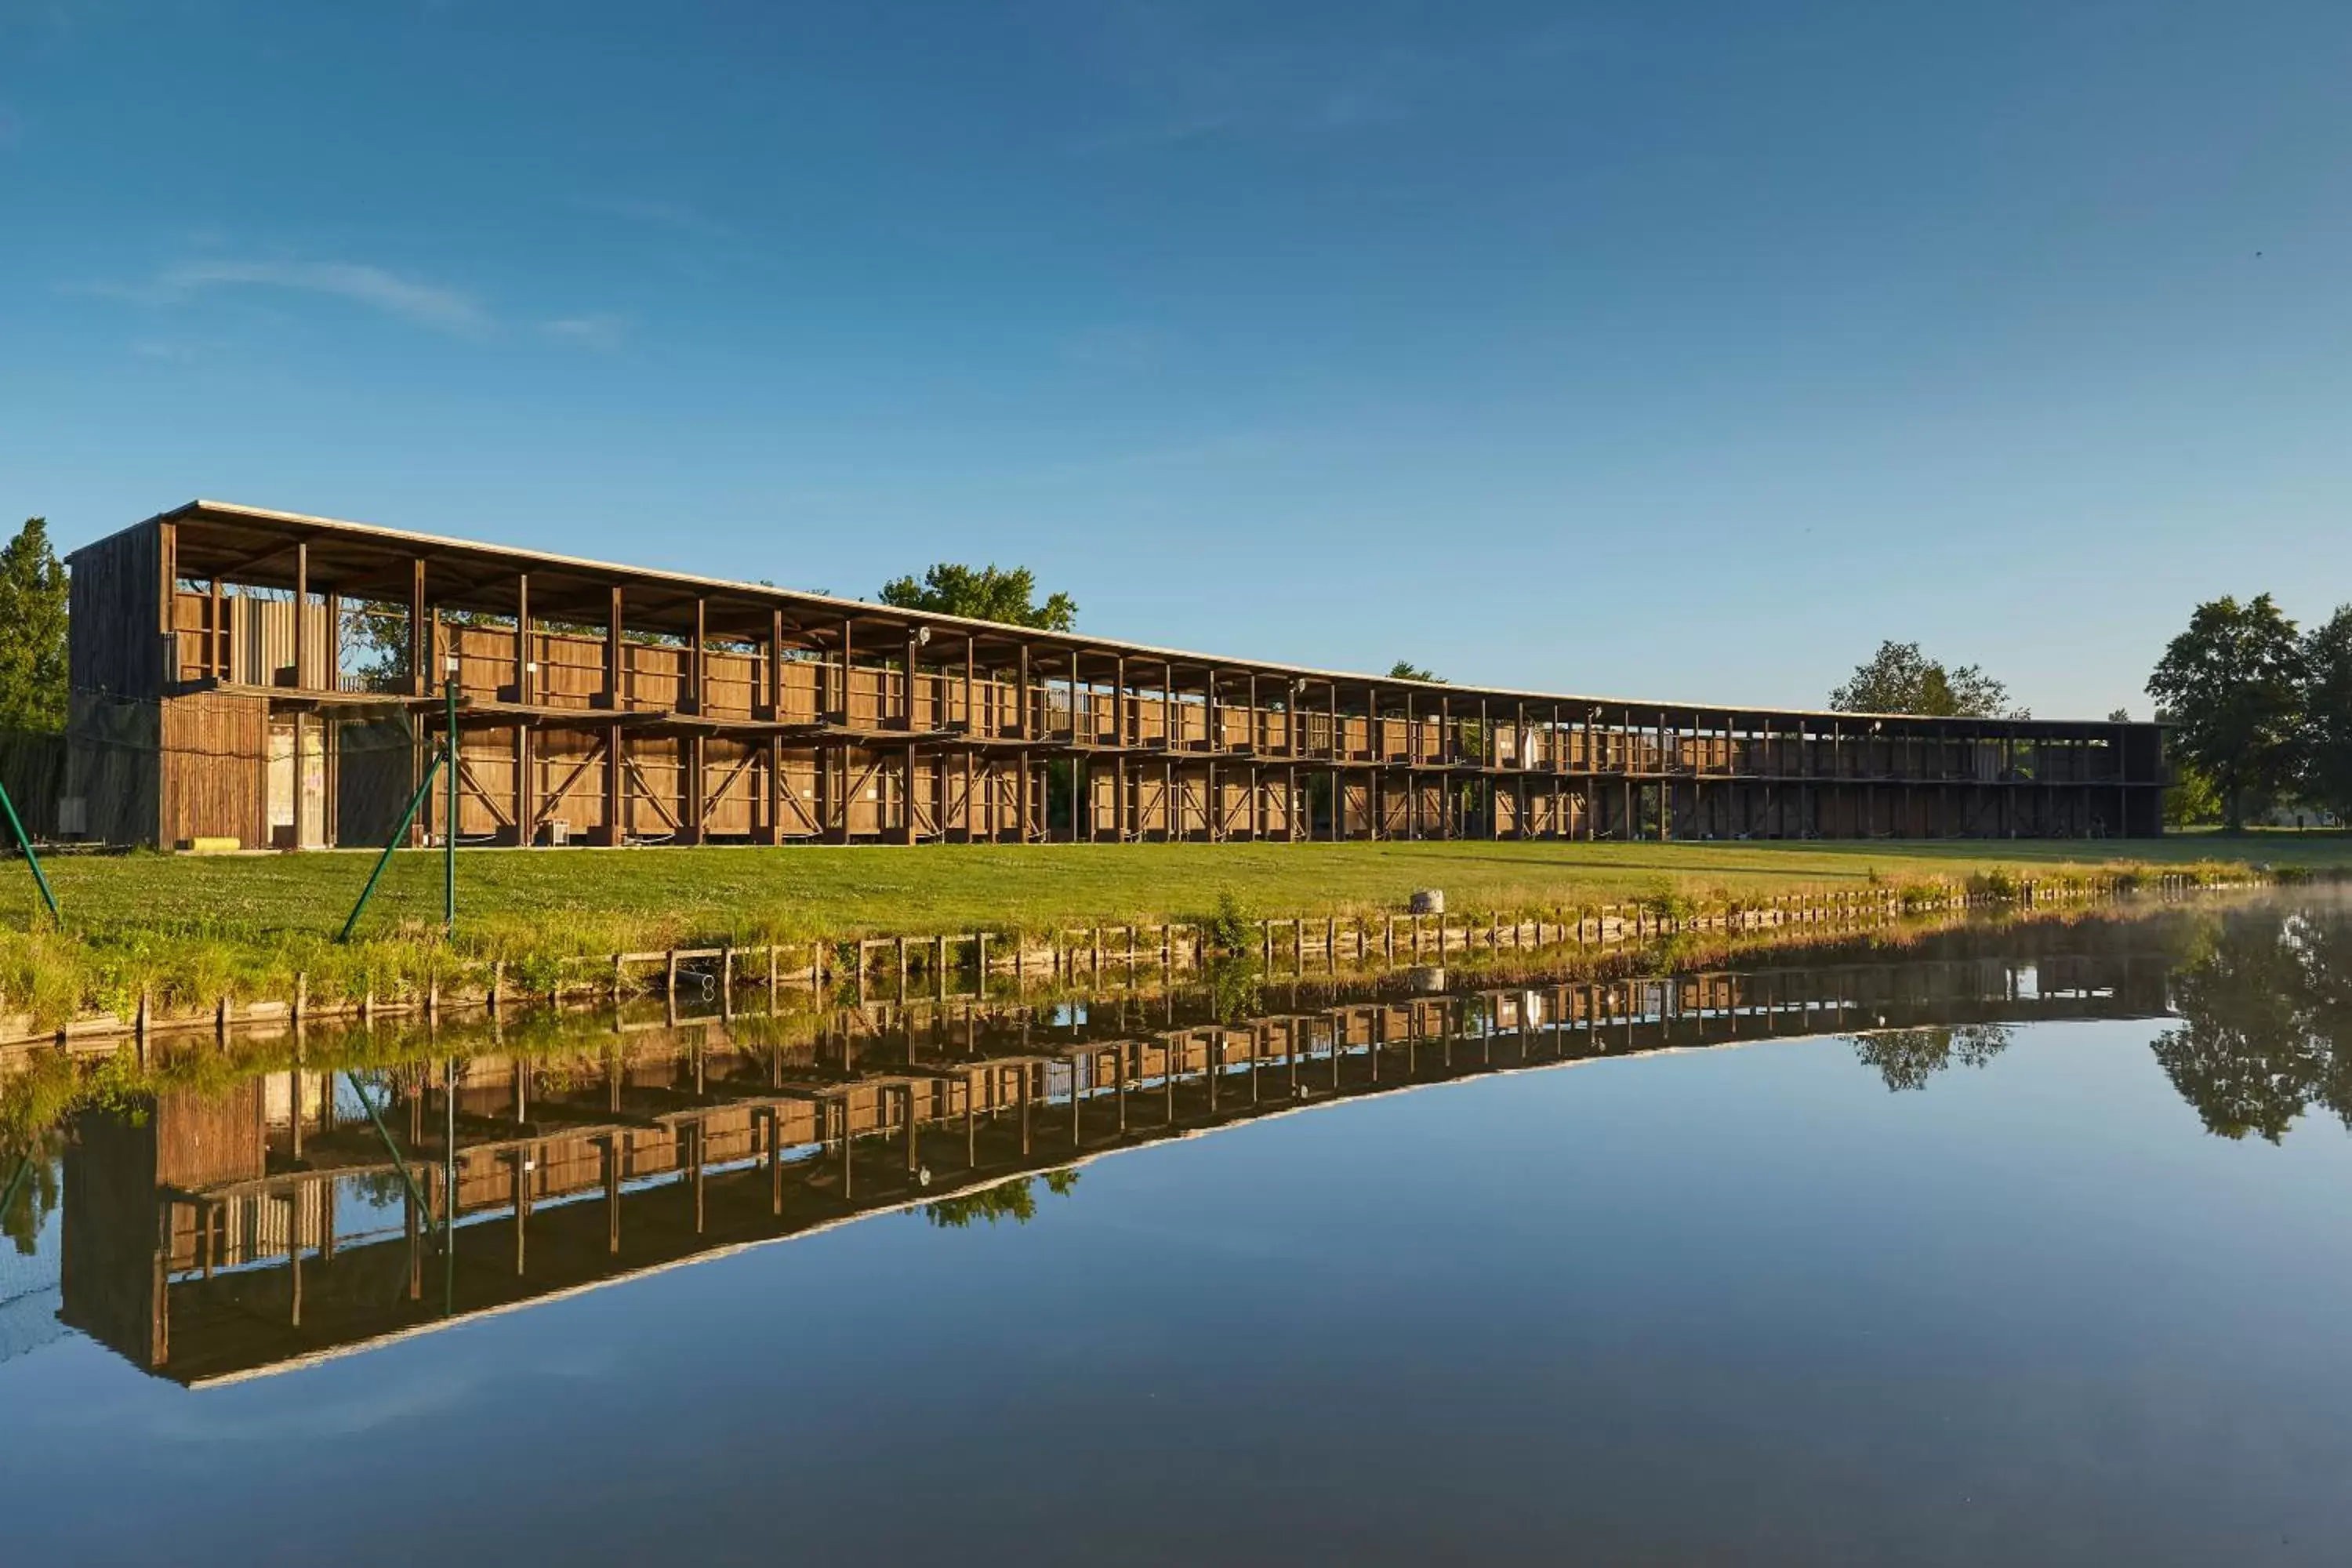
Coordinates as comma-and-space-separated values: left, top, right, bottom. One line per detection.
1017, 644, 1031, 738
770, 608, 786, 718
514, 720, 532, 847
603, 586, 623, 708
905, 630, 921, 731
155, 517, 180, 696
839, 618, 855, 724
281, 539, 309, 690
902, 742, 918, 844
408, 559, 428, 696
689, 596, 706, 715
767, 733, 783, 844
1659, 710, 1671, 841
515, 572, 532, 705
604, 724, 625, 845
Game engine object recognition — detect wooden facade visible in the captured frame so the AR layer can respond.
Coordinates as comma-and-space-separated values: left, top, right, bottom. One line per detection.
64, 500, 2169, 850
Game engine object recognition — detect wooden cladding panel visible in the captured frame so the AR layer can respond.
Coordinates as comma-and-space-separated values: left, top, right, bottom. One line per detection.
160, 691, 268, 848
69, 524, 165, 700
155, 1080, 266, 1189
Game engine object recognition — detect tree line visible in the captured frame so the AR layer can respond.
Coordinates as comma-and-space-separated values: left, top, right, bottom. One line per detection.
1823, 608, 2351, 832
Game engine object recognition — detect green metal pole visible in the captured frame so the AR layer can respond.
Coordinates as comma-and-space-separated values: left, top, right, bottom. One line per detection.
0, 777, 60, 924
443, 1055, 457, 1316
444, 673, 458, 934
339, 749, 446, 942
343, 1072, 431, 1215
0, 1153, 34, 1230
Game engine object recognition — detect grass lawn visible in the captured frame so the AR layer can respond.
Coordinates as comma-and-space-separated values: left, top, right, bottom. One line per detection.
11, 831, 2349, 944
1, 832, 2344, 1026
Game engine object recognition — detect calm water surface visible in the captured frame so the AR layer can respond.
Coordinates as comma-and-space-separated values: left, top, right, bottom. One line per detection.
4, 892, 2350, 1564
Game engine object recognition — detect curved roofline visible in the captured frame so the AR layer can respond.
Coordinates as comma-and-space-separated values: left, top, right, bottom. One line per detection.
100, 499, 2150, 731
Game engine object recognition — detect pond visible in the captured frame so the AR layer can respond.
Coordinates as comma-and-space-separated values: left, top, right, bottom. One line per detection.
2, 891, 2349, 1564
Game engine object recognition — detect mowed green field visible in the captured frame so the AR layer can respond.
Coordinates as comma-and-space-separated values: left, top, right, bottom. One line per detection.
9, 832, 2347, 949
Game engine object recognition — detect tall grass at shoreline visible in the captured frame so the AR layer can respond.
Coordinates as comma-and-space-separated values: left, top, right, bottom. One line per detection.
0, 836, 2343, 1029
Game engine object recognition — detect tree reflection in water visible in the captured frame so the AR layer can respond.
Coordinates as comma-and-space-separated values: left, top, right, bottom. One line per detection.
1831, 894, 2352, 1138
922, 1168, 1080, 1229
2156, 904, 2352, 1142
1846, 1025, 2015, 1092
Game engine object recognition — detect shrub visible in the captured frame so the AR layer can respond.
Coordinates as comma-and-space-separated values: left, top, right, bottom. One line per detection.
1205, 887, 1256, 953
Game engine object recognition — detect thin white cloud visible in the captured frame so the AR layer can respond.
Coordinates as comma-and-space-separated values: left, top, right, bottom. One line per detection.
539, 314, 627, 351
83, 259, 491, 335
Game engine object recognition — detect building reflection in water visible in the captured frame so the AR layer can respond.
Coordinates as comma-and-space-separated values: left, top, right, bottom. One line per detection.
20, 892, 2346, 1388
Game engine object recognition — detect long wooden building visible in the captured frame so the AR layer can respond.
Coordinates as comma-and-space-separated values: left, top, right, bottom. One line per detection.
61, 499, 2168, 850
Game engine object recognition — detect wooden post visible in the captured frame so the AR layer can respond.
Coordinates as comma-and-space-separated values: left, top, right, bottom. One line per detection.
838, 617, 855, 724
1016, 643, 1031, 739
901, 742, 918, 844
515, 572, 532, 705
771, 607, 786, 717
292, 538, 309, 688
515, 719, 534, 847
409, 558, 429, 697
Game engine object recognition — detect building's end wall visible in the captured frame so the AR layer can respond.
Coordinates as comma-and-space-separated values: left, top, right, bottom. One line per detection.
67, 521, 166, 702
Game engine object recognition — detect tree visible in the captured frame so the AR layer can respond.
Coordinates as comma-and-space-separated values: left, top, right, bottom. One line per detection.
2146, 594, 2304, 831
1828, 641, 2026, 718
339, 601, 413, 693
1387, 660, 1442, 682
2299, 604, 2352, 826
0, 518, 69, 732
878, 563, 1076, 630
2164, 760, 2223, 827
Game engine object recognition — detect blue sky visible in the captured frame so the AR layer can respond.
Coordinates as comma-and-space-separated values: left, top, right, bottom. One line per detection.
5, 1, 2347, 718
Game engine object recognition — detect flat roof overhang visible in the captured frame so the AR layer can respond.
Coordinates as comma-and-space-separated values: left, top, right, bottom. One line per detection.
90, 499, 2163, 739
